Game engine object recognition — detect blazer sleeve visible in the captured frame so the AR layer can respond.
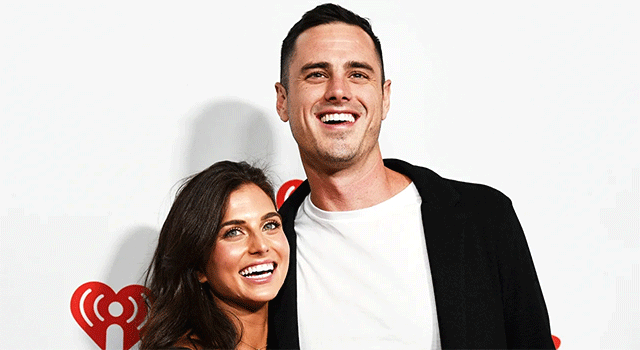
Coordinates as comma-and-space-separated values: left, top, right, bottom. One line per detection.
491, 196, 554, 349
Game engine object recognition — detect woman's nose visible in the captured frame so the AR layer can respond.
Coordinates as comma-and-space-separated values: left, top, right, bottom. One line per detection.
248, 233, 269, 254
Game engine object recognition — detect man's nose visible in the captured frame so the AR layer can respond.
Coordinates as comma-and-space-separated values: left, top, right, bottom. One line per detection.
324, 76, 351, 102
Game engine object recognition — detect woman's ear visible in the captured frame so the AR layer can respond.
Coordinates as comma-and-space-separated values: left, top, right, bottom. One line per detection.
197, 271, 208, 284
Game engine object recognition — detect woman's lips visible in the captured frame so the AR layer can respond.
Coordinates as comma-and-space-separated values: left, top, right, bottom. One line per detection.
239, 262, 276, 279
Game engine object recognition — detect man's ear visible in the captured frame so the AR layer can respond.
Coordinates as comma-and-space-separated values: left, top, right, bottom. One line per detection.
275, 82, 289, 122
197, 271, 208, 284
381, 79, 391, 121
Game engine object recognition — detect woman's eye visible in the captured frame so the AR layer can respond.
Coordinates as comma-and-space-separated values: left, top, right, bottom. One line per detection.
223, 228, 242, 239
263, 221, 281, 231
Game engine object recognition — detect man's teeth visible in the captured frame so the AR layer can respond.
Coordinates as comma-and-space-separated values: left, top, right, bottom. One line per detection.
320, 113, 355, 124
239, 263, 275, 278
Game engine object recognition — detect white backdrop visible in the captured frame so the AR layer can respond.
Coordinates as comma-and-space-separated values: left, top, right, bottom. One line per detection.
1, 1, 638, 349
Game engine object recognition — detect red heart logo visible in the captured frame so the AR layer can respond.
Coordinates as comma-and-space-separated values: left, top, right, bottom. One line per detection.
552, 335, 561, 349
71, 282, 151, 350
277, 179, 303, 208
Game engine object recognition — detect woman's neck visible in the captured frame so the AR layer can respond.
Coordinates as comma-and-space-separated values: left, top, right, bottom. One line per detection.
216, 300, 269, 350
235, 307, 268, 350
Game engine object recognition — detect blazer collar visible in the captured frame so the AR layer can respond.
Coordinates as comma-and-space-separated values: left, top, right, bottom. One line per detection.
383, 158, 460, 209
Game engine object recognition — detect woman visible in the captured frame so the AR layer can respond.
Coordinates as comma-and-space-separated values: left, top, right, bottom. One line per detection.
141, 161, 289, 350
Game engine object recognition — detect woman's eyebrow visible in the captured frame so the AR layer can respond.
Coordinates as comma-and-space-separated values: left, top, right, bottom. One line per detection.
220, 219, 245, 227
261, 212, 282, 221
220, 212, 280, 227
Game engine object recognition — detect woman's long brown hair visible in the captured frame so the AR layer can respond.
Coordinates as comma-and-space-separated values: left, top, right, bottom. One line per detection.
140, 160, 275, 350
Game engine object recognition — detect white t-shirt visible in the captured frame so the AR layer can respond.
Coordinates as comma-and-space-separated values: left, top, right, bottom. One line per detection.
295, 182, 441, 350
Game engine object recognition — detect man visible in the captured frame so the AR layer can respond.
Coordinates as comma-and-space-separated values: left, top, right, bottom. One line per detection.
269, 4, 554, 349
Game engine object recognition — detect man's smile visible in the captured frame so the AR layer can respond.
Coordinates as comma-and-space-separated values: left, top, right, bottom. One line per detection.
320, 113, 356, 124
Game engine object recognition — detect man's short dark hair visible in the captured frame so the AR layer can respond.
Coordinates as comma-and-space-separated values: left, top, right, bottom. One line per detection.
279, 3, 385, 89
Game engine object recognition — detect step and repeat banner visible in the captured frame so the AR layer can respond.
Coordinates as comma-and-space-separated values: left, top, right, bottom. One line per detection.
1, 1, 638, 349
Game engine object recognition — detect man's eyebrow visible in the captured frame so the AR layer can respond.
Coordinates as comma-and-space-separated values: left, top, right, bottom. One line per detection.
346, 60, 374, 71
300, 61, 375, 72
300, 62, 331, 72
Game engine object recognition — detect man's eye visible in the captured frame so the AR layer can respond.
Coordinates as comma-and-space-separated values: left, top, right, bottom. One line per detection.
351, 72, 367, 79
306, 72, 326, 79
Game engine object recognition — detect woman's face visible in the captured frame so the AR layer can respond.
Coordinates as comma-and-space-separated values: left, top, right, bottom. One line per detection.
199, 183, 290, 311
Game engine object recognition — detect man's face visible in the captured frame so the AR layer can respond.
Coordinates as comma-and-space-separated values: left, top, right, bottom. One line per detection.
276, 23, 391, 171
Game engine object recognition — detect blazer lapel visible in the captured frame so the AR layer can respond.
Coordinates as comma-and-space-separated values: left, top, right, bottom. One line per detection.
384, 159, 468, 349
420, 196, 468, 348
268, 181, 309, 349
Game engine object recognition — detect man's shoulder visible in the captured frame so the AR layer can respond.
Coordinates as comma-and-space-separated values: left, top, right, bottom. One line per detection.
384, 158, 512, 208
278, 158, 514, 217
446, 177, 511, 204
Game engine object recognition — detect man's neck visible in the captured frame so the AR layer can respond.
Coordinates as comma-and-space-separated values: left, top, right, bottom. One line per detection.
303, 155, 411, 211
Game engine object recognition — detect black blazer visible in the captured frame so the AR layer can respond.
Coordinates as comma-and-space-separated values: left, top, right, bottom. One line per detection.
268, 159, 554, 349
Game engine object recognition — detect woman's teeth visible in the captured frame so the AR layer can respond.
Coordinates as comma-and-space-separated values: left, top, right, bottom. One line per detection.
239, 262, 275, 278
